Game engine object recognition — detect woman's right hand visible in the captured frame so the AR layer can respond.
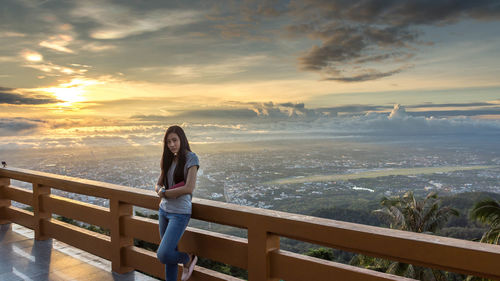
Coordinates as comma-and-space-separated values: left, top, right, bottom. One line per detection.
155, 184, 161, 193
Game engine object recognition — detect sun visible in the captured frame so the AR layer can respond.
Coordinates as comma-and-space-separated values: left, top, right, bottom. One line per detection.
48, 86, 85, 105
38, 78, 101, 106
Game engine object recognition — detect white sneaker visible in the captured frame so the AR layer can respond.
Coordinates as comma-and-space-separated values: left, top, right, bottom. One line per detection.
181, 254, 198, 281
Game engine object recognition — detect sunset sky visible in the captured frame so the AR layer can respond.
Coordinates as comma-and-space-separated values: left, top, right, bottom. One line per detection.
1, 0, 500, 149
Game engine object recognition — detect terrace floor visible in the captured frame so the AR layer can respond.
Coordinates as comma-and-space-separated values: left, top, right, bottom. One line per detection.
0, 223, 158, 281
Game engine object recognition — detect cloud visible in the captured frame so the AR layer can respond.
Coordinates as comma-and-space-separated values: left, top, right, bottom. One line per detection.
0, 117, 47, 135
0, 56, 18, 63
282, 0, 500, 81
71, 2, 204, 39
295, 24, 416, 81
137, 55, 268, 79
131, 109, 258, 122
131, 101, 324, 123
0, 31, 26, 37
323, 67, 409, 82
391, 102, 500, 117
22, 61, 87, 76
388, 104, 407, 119
318, 105, 391, 116
39, 34, 75, 53
81, 42, 116, 52
352, 109, 500, 137
408, 109, 500, 117
0, 87, 61, 105
20, 49, 43, 62
1, 101, 499, 150
407, 102, 494, 108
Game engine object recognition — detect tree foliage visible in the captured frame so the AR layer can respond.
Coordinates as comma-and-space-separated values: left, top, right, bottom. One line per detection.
305, 248, 334, 261
469, 198, 500, 245
373, 191, 459, 233
351, 191, 459, 281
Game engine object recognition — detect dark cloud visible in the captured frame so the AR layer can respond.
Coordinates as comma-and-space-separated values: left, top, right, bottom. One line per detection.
290, 0, 500, 26
407, 102, 494, 108
409, 109, 500, 117
131, 102, 324, 123
320, 105, 391, 114
299, 26, 366, 71
0, 117, 46, 134
354, 53, 403, 64
0, 88, 61, 105
131, 109, 258, 122
323, 67, 407, 82
130, 101, 500, 124
283, 0, 500, 81
279, 102, 305, 109
296, 24, 416, 80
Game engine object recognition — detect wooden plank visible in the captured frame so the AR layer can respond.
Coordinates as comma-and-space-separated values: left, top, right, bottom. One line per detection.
42, 194, 110, 229
0, 178, 11, 224
263, 216, 500, 280
122, 216, 249, 269
122, 215, 159, 244
109, 199, 133, 273
2, 185, 32, 206
123, 246, 242, 281
247, 226, 279, 281
33, 183, 50, 240
0, 198, 10, 208
43, 218, 112, 260
0, 207, 8, 224
190, 265, 244, 281
123, 246, 164, 279
192, 198, 249, 229
0, 167, 158, 209
269, 250, 416, 281
4, 206, 34, 229
180, 227, 248, 270
193, 198, 500, 280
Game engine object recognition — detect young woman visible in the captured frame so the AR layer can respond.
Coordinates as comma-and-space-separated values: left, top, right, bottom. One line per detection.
155, 125, 199, 281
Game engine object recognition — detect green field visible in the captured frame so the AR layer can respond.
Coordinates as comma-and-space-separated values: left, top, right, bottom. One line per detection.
268, 165, 497, 185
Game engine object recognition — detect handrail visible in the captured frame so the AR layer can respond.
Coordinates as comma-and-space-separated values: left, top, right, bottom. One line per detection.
1, 166, 499, 281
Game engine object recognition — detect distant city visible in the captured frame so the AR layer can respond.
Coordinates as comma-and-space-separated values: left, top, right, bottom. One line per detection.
3, 136, 499, 217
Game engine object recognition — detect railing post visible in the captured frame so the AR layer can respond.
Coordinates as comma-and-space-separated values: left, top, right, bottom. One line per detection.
248, 225, 280, 281
33, 183, 51, 240
0, 178, 11, 224
110, 199, 134, 274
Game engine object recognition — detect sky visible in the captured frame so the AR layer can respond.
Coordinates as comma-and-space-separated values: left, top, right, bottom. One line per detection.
1, 0, 500, 149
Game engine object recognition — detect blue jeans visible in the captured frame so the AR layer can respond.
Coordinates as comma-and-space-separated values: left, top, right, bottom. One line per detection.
157, 208, 191, 281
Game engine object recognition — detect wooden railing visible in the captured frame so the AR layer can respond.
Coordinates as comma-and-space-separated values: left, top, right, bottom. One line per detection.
1, 166, 499, 281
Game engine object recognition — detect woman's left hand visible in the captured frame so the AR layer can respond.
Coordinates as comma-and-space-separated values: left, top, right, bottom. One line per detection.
155, 184, 164, 197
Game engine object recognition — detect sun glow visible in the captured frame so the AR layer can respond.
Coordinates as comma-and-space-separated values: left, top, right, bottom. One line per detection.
39, 78, 103, 106
22, 50, 43, 62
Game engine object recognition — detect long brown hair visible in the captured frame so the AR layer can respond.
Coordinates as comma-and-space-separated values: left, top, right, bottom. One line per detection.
160, 125, 192, 186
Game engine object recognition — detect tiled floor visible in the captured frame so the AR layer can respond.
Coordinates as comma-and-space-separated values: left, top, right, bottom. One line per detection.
0, 223, 159, 281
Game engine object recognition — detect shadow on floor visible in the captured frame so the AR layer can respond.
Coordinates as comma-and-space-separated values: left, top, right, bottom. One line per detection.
0, 223, 158, 281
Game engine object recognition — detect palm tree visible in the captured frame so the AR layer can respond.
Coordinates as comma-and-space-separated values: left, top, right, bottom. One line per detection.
463, 198, 500, 281
373, 191, 459, 233
351, 191, 458, 281
470, 198, 500, 245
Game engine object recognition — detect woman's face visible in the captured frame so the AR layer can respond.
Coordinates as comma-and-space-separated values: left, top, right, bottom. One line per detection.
167, 133, 181, 155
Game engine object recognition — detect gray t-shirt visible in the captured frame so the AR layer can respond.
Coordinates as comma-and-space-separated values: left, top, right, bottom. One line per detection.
159, 151, 199, 214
